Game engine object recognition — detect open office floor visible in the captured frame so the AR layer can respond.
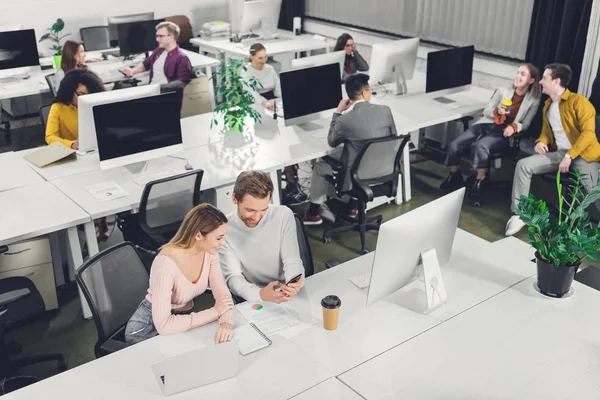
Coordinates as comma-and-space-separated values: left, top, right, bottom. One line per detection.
7, 142, 600, 386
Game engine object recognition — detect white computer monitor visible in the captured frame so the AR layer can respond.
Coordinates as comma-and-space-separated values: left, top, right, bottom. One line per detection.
240, 0, 282, 34
366, 187, 465, 311
77, 84, 161, 154
369, 38, 420, 95
291, 50, 346, 80
93, 91, 183, 170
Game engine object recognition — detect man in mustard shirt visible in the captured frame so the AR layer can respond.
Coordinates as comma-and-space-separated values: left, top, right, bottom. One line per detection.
506, 63, 600, 236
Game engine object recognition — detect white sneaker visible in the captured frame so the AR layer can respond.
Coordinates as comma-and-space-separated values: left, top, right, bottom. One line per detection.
505, 215, 526, 236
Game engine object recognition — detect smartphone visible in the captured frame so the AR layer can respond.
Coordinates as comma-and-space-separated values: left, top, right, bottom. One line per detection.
274, 274, 303, 292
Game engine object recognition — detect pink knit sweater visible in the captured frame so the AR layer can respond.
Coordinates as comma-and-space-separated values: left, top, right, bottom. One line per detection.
146, 253, 234, 334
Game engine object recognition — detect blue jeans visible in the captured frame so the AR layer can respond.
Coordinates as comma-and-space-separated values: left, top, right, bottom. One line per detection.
124, 298, 193, 345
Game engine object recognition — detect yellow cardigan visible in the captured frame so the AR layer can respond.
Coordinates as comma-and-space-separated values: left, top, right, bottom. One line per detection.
537, 89, 600, 162
45, 103, 78, 148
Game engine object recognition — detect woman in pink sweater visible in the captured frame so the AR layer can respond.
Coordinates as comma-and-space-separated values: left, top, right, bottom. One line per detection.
125, 204, 235, 345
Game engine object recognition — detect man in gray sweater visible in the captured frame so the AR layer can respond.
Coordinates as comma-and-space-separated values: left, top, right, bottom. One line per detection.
219, 171, 305, 303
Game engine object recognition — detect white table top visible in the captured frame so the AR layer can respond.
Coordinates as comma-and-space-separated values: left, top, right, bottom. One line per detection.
0, 151, 45, 192
0, 182, 90, 246
0, 68, 52, 100
290, 378, 363, 399
339, 276, 600, 399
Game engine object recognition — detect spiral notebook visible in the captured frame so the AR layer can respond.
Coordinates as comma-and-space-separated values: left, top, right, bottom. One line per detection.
236, 323, 272, 356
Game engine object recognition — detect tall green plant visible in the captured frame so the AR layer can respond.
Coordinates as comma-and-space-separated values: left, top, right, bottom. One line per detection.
39, 18, 70, 55
515, 168, 600, 267
210, 58, 262, 132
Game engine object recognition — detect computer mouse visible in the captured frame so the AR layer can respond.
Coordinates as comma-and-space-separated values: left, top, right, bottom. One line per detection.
22, 75, 30, 80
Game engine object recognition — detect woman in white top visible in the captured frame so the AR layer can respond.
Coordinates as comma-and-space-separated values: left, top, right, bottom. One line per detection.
239, 43, 281, 110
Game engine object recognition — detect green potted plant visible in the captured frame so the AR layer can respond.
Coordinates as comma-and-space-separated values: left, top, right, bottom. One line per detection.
515, 169, 600, 298
210, 57, 263, 134
39, 18, 71, 69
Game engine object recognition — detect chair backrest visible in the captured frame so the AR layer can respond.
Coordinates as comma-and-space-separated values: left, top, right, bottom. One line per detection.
39, 104, 52, 128
350, 135, 411, 187
165, 15, 193, 45
139, 170, 204, 236
596, 116, 600, 142
75, 242, 149, 347
293, 214, 314, 278
80, 26, 111, 51
45, 73, 59, 97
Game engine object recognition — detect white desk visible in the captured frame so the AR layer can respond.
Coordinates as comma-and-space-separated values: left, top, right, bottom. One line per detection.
339, 277, 600, 399
0, 69, 53, 101
290, 378, 363, 399
0, 151, 45, 192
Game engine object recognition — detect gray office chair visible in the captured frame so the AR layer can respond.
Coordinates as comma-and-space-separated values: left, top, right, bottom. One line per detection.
322, 135, 411, 254
39, 104, 51, 129
44, 73, 59, 97
76, 242, 149, 358
80, 26, 110, 51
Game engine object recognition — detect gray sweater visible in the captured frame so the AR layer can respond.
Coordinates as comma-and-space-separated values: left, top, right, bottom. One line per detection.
219, 205, 305, 302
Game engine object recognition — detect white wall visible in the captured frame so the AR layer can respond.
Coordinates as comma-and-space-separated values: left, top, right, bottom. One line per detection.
0, 0, 229, 56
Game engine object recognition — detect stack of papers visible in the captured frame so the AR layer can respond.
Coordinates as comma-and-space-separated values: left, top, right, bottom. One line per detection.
236, 302, 317, 340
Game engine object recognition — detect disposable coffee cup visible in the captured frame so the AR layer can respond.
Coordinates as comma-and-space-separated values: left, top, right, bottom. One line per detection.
321, 295, 341, 331
501, 99, 512, 113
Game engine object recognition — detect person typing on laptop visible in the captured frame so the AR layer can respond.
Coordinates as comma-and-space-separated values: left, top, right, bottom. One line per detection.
125, 204, 235, 345
219, 171, 305, 303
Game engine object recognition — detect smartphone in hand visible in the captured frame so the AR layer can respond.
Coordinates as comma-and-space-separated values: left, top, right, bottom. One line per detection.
274, 274, 303, 292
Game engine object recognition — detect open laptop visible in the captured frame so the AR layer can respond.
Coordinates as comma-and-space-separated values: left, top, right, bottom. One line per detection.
151, 340, 239, 396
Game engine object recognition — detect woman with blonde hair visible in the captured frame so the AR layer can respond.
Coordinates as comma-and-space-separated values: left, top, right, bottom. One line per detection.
125, 203, 235, 345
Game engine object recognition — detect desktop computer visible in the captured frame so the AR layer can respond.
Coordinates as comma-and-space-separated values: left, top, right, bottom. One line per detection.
364, 188, 466, 311
0, 29, 40, 80
78, 84, 161, 155
426, 45, 475, 104
280, 62, 342, 130
291, 50, 346, 80
369, 38, 420, 95
107, 12, 155, 47
93, 91, 183, 171
118, 19, 165, 58
240, 0, 282, 39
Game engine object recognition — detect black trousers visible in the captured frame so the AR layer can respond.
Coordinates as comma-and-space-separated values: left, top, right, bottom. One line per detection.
444, 123, 509, 169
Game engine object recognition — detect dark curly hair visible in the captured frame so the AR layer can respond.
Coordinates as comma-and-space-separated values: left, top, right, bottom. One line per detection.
53, 69, 105, 105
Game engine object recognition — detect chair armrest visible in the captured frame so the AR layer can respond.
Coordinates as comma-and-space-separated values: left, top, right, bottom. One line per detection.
99, 339, 130, 355
325, 260, 341, 269
0, 289, 30, 308
322, 156, 343, 171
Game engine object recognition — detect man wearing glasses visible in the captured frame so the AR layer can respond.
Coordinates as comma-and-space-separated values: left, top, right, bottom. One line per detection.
123, 21, 192, 94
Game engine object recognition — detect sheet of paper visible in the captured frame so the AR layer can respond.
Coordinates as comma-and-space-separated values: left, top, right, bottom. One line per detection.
85, 181, 129, 201
236, 302, 317, 340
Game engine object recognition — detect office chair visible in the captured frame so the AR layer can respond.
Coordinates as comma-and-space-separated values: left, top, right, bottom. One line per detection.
0, 277, 66, 394
165, 16, 194, 51
76, 242, 149, 358
44, 73, 59, 98
322, 135, 411, 254
80, 26, 111, 52
117, 170, 204, 267
39, 104, 51, 129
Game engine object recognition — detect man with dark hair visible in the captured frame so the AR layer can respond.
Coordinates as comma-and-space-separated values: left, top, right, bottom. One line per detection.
304, 73, 398, 224
219, 171, 305, 303
506, 63, 600, 236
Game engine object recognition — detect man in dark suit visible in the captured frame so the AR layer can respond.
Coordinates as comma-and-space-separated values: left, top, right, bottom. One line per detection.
304, 73, 397, 225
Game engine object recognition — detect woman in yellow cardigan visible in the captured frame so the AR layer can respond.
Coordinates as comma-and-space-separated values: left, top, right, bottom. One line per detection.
45, 69, 105, 150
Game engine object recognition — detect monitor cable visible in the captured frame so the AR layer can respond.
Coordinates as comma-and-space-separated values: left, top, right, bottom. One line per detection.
430, 281, 446, 323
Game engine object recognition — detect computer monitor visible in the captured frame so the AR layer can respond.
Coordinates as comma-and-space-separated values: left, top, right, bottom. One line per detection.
426, 45, 474, 93
366, 188, 466, 311
78, 84, 161, 155
107, 12, 155, 47
0, 29, 40, 78
240, 0, 282, 34
280, 62, 342, 129
291, 50, 346, 80
369, 38, 420, 95
117, 19, 164, 57
94, 91, 183, 170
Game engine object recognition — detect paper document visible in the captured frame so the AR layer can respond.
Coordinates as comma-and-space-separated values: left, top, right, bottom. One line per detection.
85, 181, 129, 201
23, 142, 76, 168
234, 323, 272, 355
236, 302, 316, 340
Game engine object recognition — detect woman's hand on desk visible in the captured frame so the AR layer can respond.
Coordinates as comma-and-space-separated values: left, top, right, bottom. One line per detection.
262, 101, 275, 110
71, 140, 79, 150
214, 322, 233, 344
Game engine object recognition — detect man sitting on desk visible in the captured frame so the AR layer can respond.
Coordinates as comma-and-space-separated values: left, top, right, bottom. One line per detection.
122, 21, 191, 93
219, 171, 305, 303
303, 73, 397, 225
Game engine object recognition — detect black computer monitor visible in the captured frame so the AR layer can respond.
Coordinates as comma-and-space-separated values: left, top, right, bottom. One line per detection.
93, 91, 183, 170
426, 45, 475, 93
0, 29, 40, 72
117, 19, 164, 57
280, 62, 343, 127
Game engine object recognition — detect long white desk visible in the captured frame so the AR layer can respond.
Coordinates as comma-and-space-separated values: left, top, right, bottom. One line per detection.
290, 378, 363, 399
0, 151, 45, 192
339, 276, 600, 399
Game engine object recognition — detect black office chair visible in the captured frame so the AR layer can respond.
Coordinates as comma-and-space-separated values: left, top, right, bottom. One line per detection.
0, 277, 66, 394
321, 135, 411, 254
80, 26, 111, 51
76, 242, 149, 358
117, 170, 204, 267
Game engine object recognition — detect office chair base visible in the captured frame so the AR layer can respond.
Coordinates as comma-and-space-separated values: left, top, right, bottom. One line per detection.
322, 214, 382, 254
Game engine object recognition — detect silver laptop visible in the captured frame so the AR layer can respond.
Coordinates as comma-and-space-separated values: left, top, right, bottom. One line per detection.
151, 341, 239, 396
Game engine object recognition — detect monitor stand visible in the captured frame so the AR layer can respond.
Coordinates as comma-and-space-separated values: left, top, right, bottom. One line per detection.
296, 121, 324, 132
124, 160, 148, 175
421, 248, 447, 312
393, 63, 407, 96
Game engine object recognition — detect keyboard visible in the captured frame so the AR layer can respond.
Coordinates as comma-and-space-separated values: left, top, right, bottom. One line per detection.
133, 171, 172, 186
433, 96, 456, 104
349, 273, 371, 289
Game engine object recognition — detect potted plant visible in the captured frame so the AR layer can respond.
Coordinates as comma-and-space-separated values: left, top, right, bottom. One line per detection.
515, 169, 600, 298
210, 57, 263, 134
39, 18, 70, 69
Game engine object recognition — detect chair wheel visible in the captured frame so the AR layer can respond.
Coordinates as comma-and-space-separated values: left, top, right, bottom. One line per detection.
473, 201, 481, 208
322, 236, 332, 244
57, 359, 67, 372
361, 249, 369, 255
